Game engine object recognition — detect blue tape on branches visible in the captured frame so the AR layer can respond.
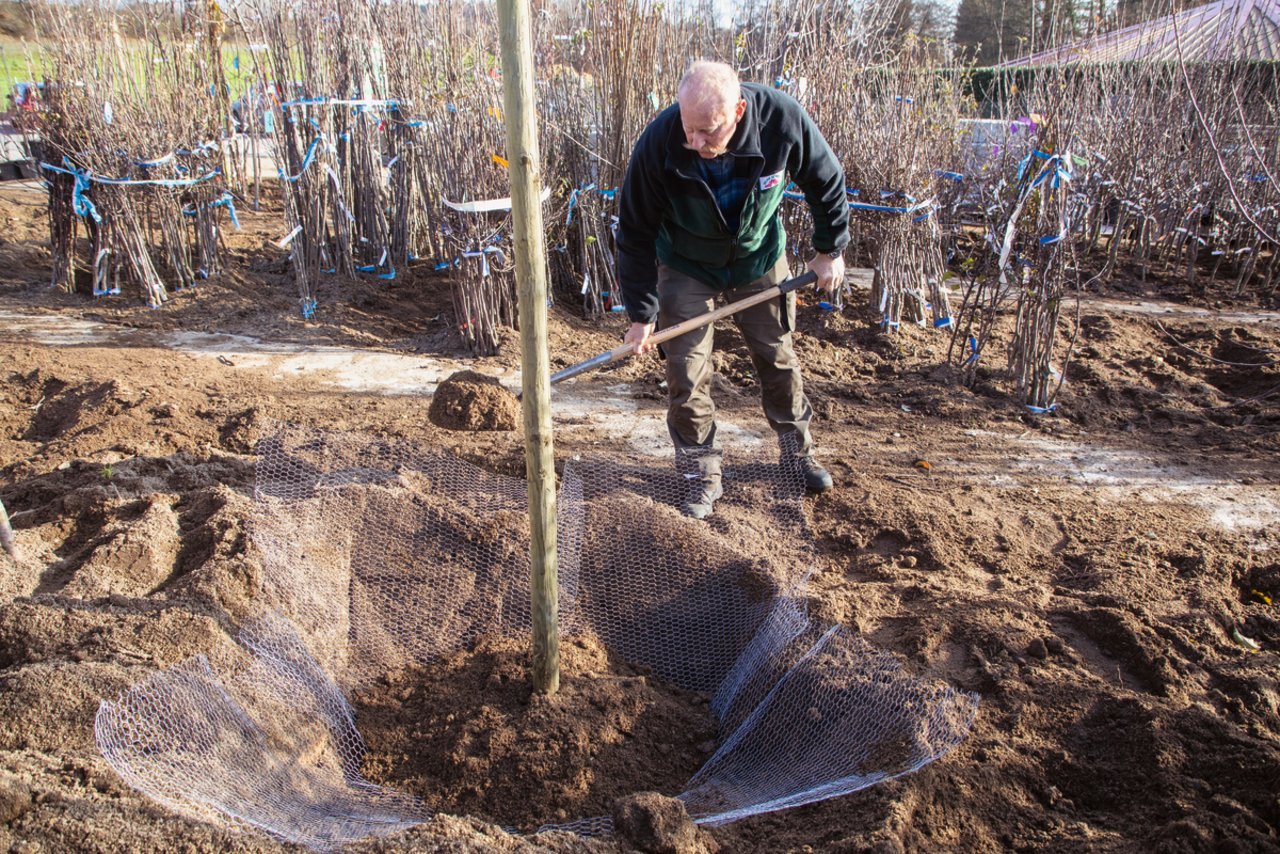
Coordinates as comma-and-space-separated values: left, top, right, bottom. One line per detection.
212, 192, 240, 229
67, 163, 100, 223
850, 199, 933, 215
1016, 150, 1050, 181
42, 157, 219, 223
181, 192, 240, 229
1017, 150, 1072, 190
566, 183, 615, 225
279, 136, 324, 183
791, 184, 940, 213
41, 159, 222, 190
175, 141, 219, 158
566, 182, 594, 225
136, 152, 175, 169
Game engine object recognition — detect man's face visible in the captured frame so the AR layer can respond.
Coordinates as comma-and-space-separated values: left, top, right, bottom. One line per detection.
680, 97, 746, 159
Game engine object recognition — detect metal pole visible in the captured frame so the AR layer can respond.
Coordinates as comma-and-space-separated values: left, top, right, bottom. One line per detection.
497, 0, 559, 694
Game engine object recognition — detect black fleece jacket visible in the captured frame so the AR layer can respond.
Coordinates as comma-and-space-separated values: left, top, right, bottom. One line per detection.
615, 83, 849, 325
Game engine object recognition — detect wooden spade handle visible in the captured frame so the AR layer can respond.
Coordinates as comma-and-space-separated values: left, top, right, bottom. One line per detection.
548, 270, 818, 387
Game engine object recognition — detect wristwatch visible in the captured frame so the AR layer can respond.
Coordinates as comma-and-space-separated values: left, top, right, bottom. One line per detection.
824, 248, 843, 259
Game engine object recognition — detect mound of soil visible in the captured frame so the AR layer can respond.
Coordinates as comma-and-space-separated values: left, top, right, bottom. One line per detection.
429, 370, 521, 432
354, 633, 718, 832
613, 792, 716, 854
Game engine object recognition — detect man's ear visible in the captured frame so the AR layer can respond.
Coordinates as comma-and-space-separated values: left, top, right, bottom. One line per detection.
735, 98, 746, 121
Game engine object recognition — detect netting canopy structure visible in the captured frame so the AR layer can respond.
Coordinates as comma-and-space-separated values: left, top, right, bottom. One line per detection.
1003, 0, 1280, 66
95, 421, 979, 850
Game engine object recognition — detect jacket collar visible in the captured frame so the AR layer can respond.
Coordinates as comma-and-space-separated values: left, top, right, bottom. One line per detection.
728, 86, 763, 158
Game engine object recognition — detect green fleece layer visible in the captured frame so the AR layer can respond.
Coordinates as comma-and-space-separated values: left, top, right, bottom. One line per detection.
616, 82, 849, 324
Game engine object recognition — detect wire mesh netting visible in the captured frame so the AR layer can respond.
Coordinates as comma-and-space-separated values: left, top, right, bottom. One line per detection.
96, 420, 979, 849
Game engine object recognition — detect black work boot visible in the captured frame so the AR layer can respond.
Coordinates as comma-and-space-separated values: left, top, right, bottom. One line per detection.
677, 449, 723, 520
682, 473, 724, 520
799, 454, 833, 493
778, 431, 833, 494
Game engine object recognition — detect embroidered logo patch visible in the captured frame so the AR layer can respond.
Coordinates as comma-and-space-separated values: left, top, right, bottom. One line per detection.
759, 171, 784, 191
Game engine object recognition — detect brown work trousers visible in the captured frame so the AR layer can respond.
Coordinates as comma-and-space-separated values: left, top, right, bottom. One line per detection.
657, 257, 814, 458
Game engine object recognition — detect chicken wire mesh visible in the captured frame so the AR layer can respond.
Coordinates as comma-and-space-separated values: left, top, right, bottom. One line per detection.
95, 420, 979, 849
95, 614, 432, 849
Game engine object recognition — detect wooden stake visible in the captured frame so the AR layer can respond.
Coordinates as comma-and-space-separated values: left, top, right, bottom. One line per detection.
497, 0, 559, 695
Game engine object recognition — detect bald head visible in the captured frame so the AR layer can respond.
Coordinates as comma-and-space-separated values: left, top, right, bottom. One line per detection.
678, 61, 741, 116
677, 61, 745, 159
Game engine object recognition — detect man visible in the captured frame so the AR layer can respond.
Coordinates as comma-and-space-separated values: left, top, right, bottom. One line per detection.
616, 60, 848, 519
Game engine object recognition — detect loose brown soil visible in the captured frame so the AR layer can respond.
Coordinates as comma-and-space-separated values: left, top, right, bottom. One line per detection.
355, 633, 717, 833
429, 370, 522, 432
1, 180, 1280, 853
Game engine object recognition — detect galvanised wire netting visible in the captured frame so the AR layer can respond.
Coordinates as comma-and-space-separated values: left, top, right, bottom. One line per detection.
96, 420, 979, 850
95, 614, 432, 849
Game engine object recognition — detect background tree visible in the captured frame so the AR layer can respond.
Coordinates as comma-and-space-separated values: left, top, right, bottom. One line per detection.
913, 0, 957, 41
885, 0, 917, 42
1038, 0, 1085, 45
953, 0, 1035, 65
1116, 0, 1185, 26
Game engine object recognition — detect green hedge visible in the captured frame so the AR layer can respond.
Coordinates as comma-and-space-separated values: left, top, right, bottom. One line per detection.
962, 62, 1280, 115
